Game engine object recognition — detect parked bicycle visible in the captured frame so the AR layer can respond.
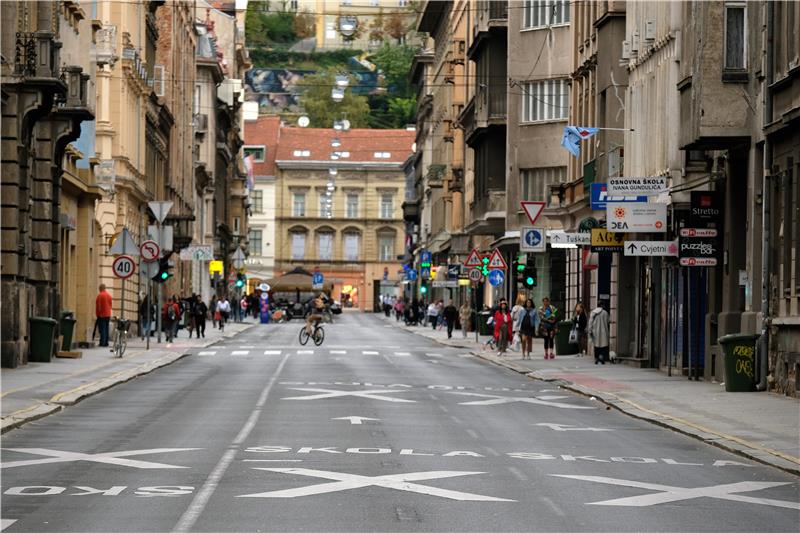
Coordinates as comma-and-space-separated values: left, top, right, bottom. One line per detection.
111, 316, 131, 358
298, 323, 325, 346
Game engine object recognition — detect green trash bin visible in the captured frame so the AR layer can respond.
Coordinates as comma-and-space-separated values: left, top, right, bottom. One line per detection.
60, 311, 77, 352
29, 316, 57, 362
555, 320, 579, 355
718, 333, 759, 392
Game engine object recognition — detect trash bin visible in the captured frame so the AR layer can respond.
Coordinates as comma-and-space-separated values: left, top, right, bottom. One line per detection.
59, 311, 77, 351
478, 311, 492, 336
555, 320, 579, 355
29, 316, 57, 362
718, 333, 759, 392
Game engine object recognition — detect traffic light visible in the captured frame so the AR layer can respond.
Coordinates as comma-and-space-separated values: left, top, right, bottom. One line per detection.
523, 256, 537, 288
420, 281, 428, 295
152, 252, 174, 283
429, 266, 438, 280
480, 256, 490, 276
235, 272, 246, 289
514, 253, 526, 283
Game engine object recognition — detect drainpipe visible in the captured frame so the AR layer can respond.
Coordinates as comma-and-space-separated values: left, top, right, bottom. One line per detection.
757, 0, 774, 391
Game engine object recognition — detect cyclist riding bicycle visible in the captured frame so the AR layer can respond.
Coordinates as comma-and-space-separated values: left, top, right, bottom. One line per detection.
304, 293, 327, 336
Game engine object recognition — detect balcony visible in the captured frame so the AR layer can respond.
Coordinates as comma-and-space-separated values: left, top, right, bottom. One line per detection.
402, 197, 420, 224
466, 189, 506, 236
462, 84, 506, 146
13, 31, 61, 80
469, 1, 508, 57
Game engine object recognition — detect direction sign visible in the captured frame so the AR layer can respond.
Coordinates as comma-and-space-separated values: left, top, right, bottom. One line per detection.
624, 240, 679, 257
520, 201, 546, 225
139, 240, 160, 262
464, 249, 483, 268
432, 279, 459, 288
468, 268, 483, 282
590, 229, 626, 252
447, 264, 461, 279
406, 269, 418, 281
179, 244, 214, 261
487, 269, 505, 287
549, 232, 591, 246
112, 255, 136, 279
312, 272, 324, 290
520, 227, 546, 252
147, 201, 173, 224
420, 267, 430, 280
420, 250, 432, 266
108, 228, 139, 256
607, 177, 667, 196
486, 249, 508, 270
607, 202, 667, 233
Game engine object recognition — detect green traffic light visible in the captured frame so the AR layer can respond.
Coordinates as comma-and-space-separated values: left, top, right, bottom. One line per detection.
235, 280, 244, 288
526, 276, 534, 286
517, 264, 525, 271
420, 286, 427, 294
160, 271, 169, 280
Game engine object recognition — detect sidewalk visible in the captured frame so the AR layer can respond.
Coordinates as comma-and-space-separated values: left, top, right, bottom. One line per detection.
1, 319, 256, 433
378, 313, 800, 475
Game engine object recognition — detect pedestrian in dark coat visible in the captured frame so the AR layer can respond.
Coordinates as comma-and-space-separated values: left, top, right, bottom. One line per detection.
443, 302, 458, 338
193, 295, 208, 338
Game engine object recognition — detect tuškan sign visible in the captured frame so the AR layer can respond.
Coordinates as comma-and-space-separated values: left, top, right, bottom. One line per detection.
624, 240, 679, 257
590, 229, 627, 252
432, 279, 459, 288
690, 191, 723, 228
520, 227, 546, 252
607, 202, 667, 233
548, 231, 591, 246
607, 177, 668, 196
590, 183, 648, 210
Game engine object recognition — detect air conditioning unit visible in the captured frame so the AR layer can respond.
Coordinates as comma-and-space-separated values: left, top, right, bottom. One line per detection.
630, 30, 639, 53
194, 113, 208, 133
644, 20, 656, 41
622, 40, 631, 59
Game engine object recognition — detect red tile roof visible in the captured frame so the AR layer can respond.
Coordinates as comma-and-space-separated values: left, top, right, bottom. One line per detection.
244, 116, 281, 176
275, 127, 414, 164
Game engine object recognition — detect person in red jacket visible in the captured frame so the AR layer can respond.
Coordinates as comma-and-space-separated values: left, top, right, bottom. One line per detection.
163, 296, 181, 342
493, 299, 512, 356
95, 284, 113, 347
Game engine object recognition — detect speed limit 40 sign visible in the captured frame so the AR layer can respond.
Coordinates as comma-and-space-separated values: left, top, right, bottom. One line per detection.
112, 255, 136, 279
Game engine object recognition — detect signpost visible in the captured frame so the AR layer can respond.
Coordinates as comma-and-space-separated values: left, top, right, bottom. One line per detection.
607, 177, 668, 196
520, 227, 546, 252
312, 271, 324, 290
406, 269, 418, 281
109, 228, 139, 256
139, 240, 160, 263
464, 249, 483, 268
112, 255, 136, 280
589, 183, 648, 211
447, 264, 461, 279
179, 244, 214, 261
607, 202, 667, 233
624, 240, 679, 257
148, 201, 172, 344
679, 228, 720, 267
468, 268, 483, 282
486, 249, 508, 270
549, 231, 591, 246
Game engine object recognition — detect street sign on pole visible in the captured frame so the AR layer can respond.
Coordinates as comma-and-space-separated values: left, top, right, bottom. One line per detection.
141, 260, 160, 278
520, 227, 546, 252
520, 201, 546, 225
549, 231, 592, 246
464, 249, 483, 268
468, 268, 483, 282
148, 201, 173, 224
487, 269, 505, 287
607, 202, 667, 233
232, 248, 246, 270
209, 260, 224, 274
139, 240, 160, 262
312, 272, 324, 290
607, 177, 668, 196
179, 244, 214, 261
112, 255, 136, 279
486, 249, 508, 270
624, 240, 679, 257
109, 228, 139, 256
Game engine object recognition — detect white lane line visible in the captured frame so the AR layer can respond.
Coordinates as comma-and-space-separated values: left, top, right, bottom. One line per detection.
197, 351, 216, 356
458, 354, 472, 358
394, 352, 411, 356
362, 351, 379, 355
297, 350, 314, 355
425, 353, 443, 357
330, 350, 347, 354
172, 352, 291, 533
239, 345, 256, 349
243, 459, 303, 462
264, 350, 282, 355
231, 350, 249, 356
1, 519, 17, 531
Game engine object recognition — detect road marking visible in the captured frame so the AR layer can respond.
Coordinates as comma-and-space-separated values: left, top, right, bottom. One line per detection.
0, 448, 200, 470
264, 350, 282, 355
243, 459, 304, 462
239, 468, 515, 501
535, 423, 614, 432
1, 519, 17, 531
332, 416, 380, 425
507, 466, 528, 482
172, 352, 292, 533
448, 392, 594, 410
283, 388, 416, 403
552, 475, 800, 509
541, 496, 566, 517
425, 353, 442, 357
297, 350, 314, 355
458, 354, 472, 358
239, 345, 256, 349
231, 350, 249, 356
330, 350, 347, 354
362, 351, 379, 355
394, 352, 411, 356
197, 351, 216, 356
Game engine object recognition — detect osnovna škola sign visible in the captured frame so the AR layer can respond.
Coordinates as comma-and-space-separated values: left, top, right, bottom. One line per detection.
607, 177, 668, 196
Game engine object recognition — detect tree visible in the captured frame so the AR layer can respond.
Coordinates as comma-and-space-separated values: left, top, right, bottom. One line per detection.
293, 10, 315, 39
384, 12, 411, 43
370, 43, 417, 98
298, 70, 371, 128
368, 9, 386, 44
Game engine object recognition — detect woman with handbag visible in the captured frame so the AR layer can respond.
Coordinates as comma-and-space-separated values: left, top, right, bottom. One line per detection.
538, 297, 558, 359
493, 299, 513, 356
515, 298, 540, 359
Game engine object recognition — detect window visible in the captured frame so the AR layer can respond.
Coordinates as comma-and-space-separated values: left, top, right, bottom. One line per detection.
378, 234, 394, 261
194, 84, 201, 114
344, 233, 359, 261
293, 193, 306, 217
244, 145, 266, 162
251, 190, 263, 214
370, 0, 379, 5
398, 0, 408, 6
233, 217, 241, 235
380, 193, 394, 218
319, 194, 328, 216
520, 167, 566, 202
247, 229, 262, 256
292, 149, 311, 157
318, 233, 333, 261
346, 193, 359, 218
291, 232, 306, 260
724, 3, 746, 70
521, 79, 568, 122
523, 0, 570, 29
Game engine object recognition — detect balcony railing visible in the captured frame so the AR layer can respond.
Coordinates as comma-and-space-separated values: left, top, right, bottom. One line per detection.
14, 31, 59, 78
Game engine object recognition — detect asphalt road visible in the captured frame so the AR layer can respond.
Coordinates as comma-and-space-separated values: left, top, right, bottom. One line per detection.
2, 313, 798, 532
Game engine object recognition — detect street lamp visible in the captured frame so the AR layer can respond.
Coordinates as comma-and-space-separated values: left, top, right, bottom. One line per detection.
331, 138, 341, 148
331, 87, 345, 102
330, 152, 340, 160
335, 74, 349, 88
338, 16, 358, 38
298, 115, 310, 127
329, 168, 338, 176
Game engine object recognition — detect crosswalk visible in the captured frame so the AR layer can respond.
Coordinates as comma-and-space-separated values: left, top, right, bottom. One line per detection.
194, 347, 473, 359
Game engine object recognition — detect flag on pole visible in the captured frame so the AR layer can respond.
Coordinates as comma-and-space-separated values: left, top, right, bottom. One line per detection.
561, 126, 600, 157
243, 153, 255, 190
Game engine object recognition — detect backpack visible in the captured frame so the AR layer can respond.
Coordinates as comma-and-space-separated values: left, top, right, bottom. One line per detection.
167, 305, 176, 321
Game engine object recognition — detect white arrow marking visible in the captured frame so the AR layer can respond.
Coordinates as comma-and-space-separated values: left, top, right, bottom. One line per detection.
0, 448, 200, 470
239, 468, 515, 501
448, 392, 594, 409
282, 388, 416, 403
332, 416, 380, 425
552, 475, 800, 509
536, 423, 613, 432
1, 519, 17, 531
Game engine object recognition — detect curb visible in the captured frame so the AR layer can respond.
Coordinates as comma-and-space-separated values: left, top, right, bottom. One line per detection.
0, 323, 256, 434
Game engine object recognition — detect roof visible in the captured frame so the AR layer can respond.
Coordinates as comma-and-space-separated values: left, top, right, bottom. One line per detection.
244, 116, 282, 176
274, 127, 415, 165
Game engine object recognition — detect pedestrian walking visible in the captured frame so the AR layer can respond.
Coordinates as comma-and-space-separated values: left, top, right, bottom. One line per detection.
493, 299, 512, 356
394, 298, 404, 321
95, 284, 113, 347
572, 303, 588, 355
240, 296, 249, 322
538, 297, 558, 359
138, 293, 154, 340
588, 299, 611, 364
193, 295, 208, 338
427, 301, 439, 330
383, 295, 392, 317
210, 295, 218, 328
217, 295, 231, 330
435, 300, 445, 329
510, 293, 526, 351
459, 302, 471, 338
443, 301, 458, 339
515, 298, 540, 360
163, 296, 181, 343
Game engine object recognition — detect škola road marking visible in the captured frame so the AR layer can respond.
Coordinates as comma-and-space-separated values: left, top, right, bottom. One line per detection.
448, 392, 595, 409
552, 475, 800, 509
0, 448, 200, 470
238, 468, 515, 501
282, 388, 416, 403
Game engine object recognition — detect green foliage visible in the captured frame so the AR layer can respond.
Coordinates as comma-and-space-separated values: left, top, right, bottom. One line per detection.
249, 49, 363, 69
245, 2, 299, 47
370, 44, 418, 98
298, 70, 371, 129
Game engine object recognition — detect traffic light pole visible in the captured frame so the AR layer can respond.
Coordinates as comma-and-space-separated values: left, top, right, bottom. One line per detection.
156, 220, 163, 344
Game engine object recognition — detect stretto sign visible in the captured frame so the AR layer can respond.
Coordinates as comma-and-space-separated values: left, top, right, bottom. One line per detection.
607, 177, 668, 196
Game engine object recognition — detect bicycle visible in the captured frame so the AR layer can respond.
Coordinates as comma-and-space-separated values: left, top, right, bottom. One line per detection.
111, 316, 131, 358
298, 323, 325, 346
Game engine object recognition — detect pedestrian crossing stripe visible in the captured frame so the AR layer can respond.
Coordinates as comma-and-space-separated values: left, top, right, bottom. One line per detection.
426, 353, 443, 357
297, 350, 314, 355
394, 352, 411, 356
330, 350, 347, 354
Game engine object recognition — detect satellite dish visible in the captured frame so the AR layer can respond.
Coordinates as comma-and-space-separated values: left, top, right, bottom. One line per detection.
341, 119, 351, 131
298, 116, 310, 128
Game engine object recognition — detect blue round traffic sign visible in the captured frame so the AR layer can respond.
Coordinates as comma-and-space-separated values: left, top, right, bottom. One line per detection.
488, 269, 505, 287
524, 229, 543, 247
406, 269, 418, 281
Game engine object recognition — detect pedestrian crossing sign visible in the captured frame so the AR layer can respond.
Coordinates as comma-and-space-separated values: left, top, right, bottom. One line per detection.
464, 249, 483, 267
487, 249, 507, 270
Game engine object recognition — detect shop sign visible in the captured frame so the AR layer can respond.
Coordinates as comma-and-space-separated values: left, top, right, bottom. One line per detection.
624, 240, 679, 257
590, 229, 626, 252
607, 177, 667, 196
606, 203, 667, 233
690, 191, 723, 228
590, 183, 648, 210
679, 231, 720, 267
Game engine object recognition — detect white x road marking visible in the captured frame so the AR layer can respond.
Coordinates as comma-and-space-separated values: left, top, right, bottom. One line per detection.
553, 475, 800, 509
239, 468, 515, 501
282, 388, 416, 403
448, 392, 594, 409
0, 448, 200, 469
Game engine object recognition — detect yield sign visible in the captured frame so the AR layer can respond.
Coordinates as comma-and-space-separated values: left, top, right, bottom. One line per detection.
486, 249, 507, 270
148, 201, 173, 224
464, 248, 483, 268
520, 201, 546, 225
108, 228, 139, 256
